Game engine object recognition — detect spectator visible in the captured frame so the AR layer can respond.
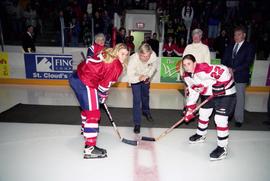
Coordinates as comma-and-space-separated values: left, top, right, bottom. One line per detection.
71, 0, 83, 22
225, 0, 239, 23
165, 20, 175, 36
142, 36, 150, 45
81, 13, 92, 47
175, 18, 187, 45
102, 10, 111, 35
116, 27, 126, 44
23, 4, 37, 34
70, 18, 81, 47
127, 43, 157, 134
126, 36, 135, 55
147, 32, 159, 56
176, 37, 186, 56
221, 26, 255, 127
207, 4, 221, 40
86, 33, 105, 63
183, 28, 211, 63
86, 0, 93, 16
22, 25, 35, 53
162, 35, 181, 57
214, 29, 230, 59
181, 0, 194, 44
93, 11, 104, 35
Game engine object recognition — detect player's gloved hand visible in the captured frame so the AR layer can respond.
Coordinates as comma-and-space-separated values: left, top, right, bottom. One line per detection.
183, 105, 196, 122
212, 83, 225, 96
98, 90, 108, 104
182, 106, 187, 116
184, 111, 195, 122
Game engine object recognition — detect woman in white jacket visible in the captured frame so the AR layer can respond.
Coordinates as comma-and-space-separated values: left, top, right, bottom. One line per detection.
127, 43, 157, 134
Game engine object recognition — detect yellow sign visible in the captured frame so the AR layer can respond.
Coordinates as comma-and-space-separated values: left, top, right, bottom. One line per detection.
0, 52, 10, 78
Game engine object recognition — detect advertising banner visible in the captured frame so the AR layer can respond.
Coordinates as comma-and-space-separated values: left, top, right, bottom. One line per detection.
0, 52, 10, 78
160, 57, 182, 83
24, 53, 73, 79
160, 57, 222, 83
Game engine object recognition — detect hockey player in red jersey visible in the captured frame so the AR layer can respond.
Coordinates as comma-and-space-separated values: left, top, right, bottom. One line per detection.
181, 54, 236, 161
69, 43, 129, 159
80, 33, 105, 137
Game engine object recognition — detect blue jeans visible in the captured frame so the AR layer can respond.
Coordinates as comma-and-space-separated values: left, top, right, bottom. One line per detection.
131, 82, 150, 125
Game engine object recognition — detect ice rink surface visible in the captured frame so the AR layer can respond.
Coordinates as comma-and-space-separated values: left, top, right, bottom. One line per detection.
0, 85, 269, 181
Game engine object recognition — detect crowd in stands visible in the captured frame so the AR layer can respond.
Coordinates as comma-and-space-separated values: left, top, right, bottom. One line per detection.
0, 0, 269, 59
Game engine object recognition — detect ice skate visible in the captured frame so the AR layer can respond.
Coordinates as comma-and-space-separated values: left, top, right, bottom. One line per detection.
84, 146, 107, 159
210, 146, 227, 161
189, 133, 206, 144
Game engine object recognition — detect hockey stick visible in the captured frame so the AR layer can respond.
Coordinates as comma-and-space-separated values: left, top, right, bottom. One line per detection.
103, 103, 138, 146
81, 51, 86, 61
141, 95, 214, 142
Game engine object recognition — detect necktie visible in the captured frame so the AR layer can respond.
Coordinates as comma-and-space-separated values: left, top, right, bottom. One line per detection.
232, 43, 239, 58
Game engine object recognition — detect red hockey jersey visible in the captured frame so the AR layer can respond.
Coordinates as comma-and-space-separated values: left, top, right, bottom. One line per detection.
77, 58, 123, 92
183, 63, 236, 107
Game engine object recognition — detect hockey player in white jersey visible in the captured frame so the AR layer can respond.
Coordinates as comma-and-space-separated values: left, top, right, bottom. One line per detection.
181, 54, 236, 161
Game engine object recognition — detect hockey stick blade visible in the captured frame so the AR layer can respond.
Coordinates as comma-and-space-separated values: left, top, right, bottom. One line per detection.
141, 136, 156, 141
122, 138, 138, 146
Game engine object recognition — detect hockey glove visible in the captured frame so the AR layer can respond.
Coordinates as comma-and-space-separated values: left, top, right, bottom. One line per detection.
212, 84, 225, 96
98, 90, 108, 104
182, 106, 187, 116
184, 111, 195, 122
183, 105, 196, 122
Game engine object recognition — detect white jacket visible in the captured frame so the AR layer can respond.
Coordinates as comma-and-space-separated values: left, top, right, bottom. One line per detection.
184, 63, 236, 107
183, 42, 211, 64
127, 52, 157, 84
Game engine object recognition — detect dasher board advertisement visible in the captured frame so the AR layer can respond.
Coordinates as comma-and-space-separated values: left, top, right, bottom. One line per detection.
24, 53, 73, 79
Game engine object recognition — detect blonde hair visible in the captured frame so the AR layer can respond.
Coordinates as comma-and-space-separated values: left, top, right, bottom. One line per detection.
102, 43, 129, 66
138, 43, 152, 54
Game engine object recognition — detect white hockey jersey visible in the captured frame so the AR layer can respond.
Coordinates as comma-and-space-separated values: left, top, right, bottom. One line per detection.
183, 63, 236, 107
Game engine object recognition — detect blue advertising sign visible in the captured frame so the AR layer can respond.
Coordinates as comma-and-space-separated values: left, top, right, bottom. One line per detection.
24, 53, 73, 79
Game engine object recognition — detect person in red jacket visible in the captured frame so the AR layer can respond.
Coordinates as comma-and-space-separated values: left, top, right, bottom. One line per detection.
69, 43, 129, 159
86, 33, 105, 62
162, 35, 182, 57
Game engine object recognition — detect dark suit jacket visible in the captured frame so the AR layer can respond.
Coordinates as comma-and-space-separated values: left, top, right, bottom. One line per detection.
221, 41, 255, 83
22, 32, 36, 53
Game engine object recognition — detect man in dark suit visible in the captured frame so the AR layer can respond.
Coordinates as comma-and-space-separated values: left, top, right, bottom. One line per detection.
22, 25, 36, 53
221, 26, 255, 127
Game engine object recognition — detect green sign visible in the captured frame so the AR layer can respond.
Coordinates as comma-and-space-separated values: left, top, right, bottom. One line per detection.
160, 57, 222, 83
160, 57, 182, 83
